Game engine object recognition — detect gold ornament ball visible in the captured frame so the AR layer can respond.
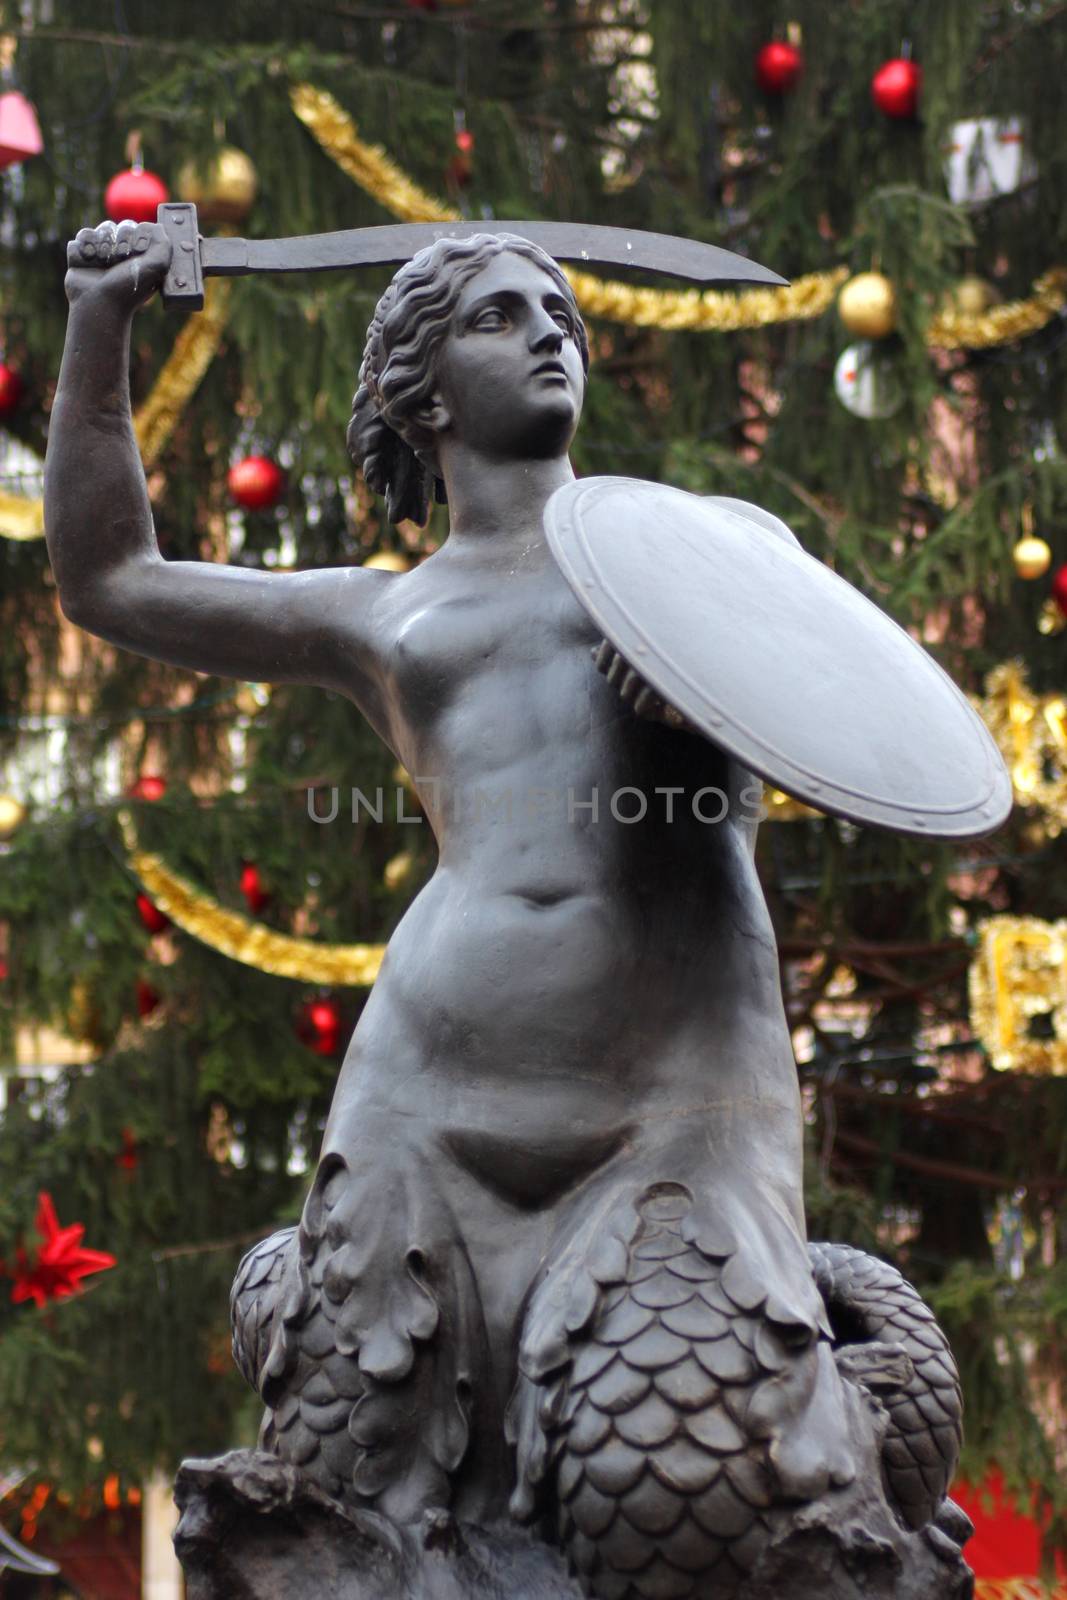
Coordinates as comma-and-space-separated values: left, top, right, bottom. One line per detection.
67, 980, 108, 1049
235, 680, 272, 716
177, 146, 257, 225
1013, 535, 1052, 581
0, 794, 26, 839
364, 551, 411, 573
384, 850, 416, 892
1038, 598, 1066, 636
838, 272, 897, 340
944, 275, 1000, 318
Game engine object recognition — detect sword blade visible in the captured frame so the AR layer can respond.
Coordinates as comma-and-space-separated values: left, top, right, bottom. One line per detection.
199, 220, 788, 288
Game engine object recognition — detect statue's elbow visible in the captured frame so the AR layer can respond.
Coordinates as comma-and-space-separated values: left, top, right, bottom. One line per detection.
54, 565, 127, 636
57, 583, 104, 634
52, 550, 155, 636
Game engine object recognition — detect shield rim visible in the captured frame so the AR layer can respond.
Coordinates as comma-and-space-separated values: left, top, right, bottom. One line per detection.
545, 476, 1012, 839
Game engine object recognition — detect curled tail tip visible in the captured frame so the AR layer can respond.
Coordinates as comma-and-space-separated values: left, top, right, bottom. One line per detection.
808, 1239, 963, 1530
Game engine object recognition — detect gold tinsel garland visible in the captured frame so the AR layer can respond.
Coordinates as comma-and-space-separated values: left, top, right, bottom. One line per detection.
290, 83, 1067, 348
976, 663, 1067, 838
119, 812, 383, 986
928, 269, 1067, 350
133, 278, 232, 468
0, 279, 232, 542
290, 82, 459, 226
564, 264, 848, 332
289, 84, 848, 333
969, 915, 1067, 1077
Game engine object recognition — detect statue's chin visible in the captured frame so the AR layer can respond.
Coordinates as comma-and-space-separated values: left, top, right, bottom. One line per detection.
514, 400, 581, 461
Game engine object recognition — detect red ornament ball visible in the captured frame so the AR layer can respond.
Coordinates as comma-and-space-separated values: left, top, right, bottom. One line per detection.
455, 128, 475, 154
301, 996, 342, 1055
129, 773, 167, 803
117, 1126, 140, 1169
136, 892, 170, 935
239, 862, 269, 915
755, 41, 803, 95
228, 455, 285, 511
104, 166, 169, 225
871, 58, 922, 120
1052, 563, 1067, 617
308, 999, 339, 1032
0, 362, 22, 416
135, 980, 160, 1019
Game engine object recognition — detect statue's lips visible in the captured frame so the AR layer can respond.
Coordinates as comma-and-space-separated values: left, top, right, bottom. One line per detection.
532, 360, 568, 381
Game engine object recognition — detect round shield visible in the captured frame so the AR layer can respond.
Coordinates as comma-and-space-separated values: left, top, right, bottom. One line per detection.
544, 477, 1011, 838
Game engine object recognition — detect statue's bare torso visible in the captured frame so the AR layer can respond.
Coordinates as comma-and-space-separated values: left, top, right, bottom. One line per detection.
325, 526, 801, 1217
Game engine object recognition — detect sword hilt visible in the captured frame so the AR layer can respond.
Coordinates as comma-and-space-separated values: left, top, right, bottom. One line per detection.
158, 202, 204, 311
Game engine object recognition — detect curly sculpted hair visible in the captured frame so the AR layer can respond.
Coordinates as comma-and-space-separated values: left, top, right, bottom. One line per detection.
347, 232, 589, 526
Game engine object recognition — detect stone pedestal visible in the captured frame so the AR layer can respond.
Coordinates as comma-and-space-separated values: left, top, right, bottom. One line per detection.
174, 1452, 583, 1600
173, 1450, 974, 1600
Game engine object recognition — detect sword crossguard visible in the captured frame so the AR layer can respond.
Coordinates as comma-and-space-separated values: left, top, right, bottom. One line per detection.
159, 202, 205, 311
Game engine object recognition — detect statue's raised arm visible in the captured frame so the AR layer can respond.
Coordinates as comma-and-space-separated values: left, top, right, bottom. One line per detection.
44, 220, 392, 723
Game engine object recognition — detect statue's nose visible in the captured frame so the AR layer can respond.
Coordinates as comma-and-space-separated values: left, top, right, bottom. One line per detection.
529, 308, 564, 353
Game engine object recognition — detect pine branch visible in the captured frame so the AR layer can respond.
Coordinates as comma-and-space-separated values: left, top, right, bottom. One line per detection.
832, 1132, 1067, 1194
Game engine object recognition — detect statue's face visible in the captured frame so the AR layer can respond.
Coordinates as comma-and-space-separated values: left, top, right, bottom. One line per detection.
430, 253, 585, 460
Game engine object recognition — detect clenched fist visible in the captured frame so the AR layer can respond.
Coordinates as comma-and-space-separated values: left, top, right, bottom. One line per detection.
65, 220, 171, 312
592, 639, 688, 729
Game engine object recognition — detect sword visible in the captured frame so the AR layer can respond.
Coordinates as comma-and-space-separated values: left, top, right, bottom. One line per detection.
156, 202, 788, 311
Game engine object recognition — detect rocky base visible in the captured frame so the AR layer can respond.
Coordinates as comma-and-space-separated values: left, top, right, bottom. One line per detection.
744, 1492, 975, 1600
174, 1451, 582, 1600
173, 1450, 974, 1600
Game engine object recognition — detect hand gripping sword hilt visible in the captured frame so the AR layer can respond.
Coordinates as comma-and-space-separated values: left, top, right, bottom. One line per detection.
158, 202, 204, 311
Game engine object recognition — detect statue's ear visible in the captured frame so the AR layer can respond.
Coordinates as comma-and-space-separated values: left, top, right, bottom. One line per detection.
399, 393, 449, 482
408, 393, 450, 443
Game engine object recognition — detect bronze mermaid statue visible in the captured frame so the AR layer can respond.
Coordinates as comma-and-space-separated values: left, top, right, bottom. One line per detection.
46, 218, 980, 1598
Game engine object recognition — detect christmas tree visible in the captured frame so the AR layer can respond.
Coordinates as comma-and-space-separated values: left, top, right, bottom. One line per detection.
0, 0, 1065, 1581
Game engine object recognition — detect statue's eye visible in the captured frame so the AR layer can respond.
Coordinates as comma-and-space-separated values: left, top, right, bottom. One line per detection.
474, 307, 508, 330
551, 311, 573, 333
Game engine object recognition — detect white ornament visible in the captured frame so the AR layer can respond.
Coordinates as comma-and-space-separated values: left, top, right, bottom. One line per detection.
942, 117, 1034, 206
833, 343, 904, 420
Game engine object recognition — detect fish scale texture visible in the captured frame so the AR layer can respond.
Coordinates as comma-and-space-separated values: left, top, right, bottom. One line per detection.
231, 1179, 964, 1600
231, 1216, 368, 1500
807, 1240, 963, 1530
556, 1228, 781, 1597
230, 1145, 485, 1525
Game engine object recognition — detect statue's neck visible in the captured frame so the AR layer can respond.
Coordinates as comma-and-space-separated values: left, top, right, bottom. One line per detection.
438, 444, 575, 552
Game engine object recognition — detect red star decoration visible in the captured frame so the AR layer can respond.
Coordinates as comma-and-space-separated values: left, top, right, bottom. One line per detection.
10, 1192, 117, 1308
